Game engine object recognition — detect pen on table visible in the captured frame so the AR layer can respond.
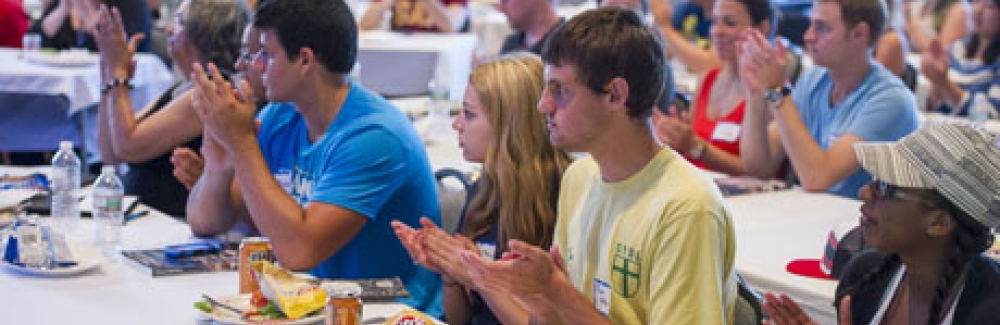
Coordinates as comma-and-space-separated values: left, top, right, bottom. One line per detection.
124, 210, 149, 225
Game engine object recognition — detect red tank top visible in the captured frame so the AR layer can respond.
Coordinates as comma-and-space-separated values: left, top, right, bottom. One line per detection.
689, 68, 746, 170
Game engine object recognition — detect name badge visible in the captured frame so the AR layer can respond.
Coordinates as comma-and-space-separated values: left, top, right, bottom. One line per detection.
476, 242, 496, 260
593, 278, 611, 317
711, 122, 741, 143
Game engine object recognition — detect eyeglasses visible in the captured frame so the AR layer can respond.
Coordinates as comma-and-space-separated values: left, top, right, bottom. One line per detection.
173, 15, 186, 30
254, 49, 272, 65
236, 49, 256, 65
870, 180, 940, 208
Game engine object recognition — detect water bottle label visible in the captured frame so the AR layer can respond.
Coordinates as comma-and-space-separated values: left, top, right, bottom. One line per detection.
96, 196, 123, 212
105, 197, 123, 212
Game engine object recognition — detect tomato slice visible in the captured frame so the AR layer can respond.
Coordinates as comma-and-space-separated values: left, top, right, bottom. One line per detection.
250, 290, 269, 308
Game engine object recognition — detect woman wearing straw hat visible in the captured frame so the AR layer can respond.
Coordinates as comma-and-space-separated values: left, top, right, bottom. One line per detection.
765, 123, 1000, 325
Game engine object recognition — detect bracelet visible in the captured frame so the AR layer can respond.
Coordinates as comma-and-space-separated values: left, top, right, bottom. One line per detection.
101, 78, 134, 95
688, 140, 707, 160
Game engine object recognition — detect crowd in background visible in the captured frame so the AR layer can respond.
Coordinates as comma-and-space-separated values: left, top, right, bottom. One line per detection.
3, 0, 1000, 324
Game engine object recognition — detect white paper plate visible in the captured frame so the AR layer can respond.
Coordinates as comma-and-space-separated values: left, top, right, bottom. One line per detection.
0, 244, 102, 277
196, 294, 325, 325
22, 50, 99, 67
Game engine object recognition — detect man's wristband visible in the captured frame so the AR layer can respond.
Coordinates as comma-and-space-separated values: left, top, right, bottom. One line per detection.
102, 78, 134, 95
688, 140, 707, 160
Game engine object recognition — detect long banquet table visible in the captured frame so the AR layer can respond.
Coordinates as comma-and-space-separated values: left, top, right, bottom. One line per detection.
0, 47, 175, 155
2, 124, 862, 325
0, 208, 440, 325
727, 190, 860, 324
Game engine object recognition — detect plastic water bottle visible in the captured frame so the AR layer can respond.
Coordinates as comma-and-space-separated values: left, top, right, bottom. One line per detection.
50, 141, 81, 235
92, 165, 124, 254
426, 80, 454, 143
969, 93, 994, 126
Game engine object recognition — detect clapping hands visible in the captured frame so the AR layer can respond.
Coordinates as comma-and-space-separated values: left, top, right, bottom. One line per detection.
652, 105, 699, 154
392, 218, 477, 286
736, 30, 788, 97
763, 293, 853, 325
93, 4, 144, 81
459, 240, 567, 298
920, 38, 950, 84
189, 63, 258, 168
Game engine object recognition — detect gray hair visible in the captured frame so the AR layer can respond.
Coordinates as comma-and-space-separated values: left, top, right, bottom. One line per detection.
185, 0, 249, 77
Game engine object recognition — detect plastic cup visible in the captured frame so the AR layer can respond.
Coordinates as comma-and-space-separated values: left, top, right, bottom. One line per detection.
22, 33, 41, 52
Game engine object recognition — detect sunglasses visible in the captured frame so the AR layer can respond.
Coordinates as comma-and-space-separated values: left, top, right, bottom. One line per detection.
871, 180, 942, 208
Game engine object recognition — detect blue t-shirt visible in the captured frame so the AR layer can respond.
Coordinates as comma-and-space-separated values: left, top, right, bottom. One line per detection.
256, 83, 442, 317
671, 2, 711, 48
792, 64, 920, 198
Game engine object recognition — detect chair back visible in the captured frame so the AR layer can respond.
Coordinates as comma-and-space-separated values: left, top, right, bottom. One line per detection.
901, 62, 918, 92
434, 168, 472, 234
734, 274, 766, 325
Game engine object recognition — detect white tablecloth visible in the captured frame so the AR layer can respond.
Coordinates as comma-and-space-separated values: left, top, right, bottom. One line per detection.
359, 31, 477, 102
0, 47, 175, 114
726, 190, 860, 324
0, 47, 175, 153
0, 207, 442, 325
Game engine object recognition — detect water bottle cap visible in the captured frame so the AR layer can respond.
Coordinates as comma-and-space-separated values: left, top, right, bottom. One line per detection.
101, 165, 115, 174
59, 141, 73, 151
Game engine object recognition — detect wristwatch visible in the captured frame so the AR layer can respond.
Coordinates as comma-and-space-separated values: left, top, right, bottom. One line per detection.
688, 140, 707, 160
764, 85, 792, 107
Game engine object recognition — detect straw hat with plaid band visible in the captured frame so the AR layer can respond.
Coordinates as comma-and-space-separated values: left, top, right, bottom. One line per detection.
853, 123, 1000, 229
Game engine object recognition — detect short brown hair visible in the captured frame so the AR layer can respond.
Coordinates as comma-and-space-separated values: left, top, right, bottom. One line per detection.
817, 0, 887, 46
542, 7, 667, 119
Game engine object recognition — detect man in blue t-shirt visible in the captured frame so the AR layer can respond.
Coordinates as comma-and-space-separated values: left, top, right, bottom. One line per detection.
184, 0, 442, 317
737, 0, 919, 199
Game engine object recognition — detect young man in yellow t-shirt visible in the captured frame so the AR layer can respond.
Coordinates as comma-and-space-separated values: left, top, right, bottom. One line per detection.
460, 7, 738, 325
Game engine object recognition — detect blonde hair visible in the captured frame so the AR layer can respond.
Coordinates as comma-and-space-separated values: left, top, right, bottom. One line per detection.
461, 53, 572, 251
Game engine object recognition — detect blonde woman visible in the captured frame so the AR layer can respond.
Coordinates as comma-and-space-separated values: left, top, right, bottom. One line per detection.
393, 53, 571, 325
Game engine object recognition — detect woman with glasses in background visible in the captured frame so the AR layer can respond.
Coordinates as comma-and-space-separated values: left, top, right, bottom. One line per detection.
171, 22, 268, 191
764, 123, 1000, 325
92, 0, 247, 217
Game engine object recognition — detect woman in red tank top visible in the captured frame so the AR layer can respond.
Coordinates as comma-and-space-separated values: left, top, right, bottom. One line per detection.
653, 0, 775, 175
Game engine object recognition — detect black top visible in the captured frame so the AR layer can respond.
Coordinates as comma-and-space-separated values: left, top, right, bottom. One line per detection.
30, 0, 151, 52
498, 19, 564, 56
122, 83, 200, 217
451, 181, 503, 325
837, 251, 1000, 324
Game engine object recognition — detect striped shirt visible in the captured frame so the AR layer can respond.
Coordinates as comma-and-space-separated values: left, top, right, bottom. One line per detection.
945, 42, 1000, 116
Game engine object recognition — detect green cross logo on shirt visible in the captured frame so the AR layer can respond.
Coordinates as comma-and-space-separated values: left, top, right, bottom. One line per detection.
611, 243, 641, 297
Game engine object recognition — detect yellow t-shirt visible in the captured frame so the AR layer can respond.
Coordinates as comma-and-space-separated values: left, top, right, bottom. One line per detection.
554, 148, 736, 324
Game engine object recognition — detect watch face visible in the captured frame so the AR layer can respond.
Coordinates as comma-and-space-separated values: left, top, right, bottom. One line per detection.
765, 90, 781, 103
765, 87, 788, 104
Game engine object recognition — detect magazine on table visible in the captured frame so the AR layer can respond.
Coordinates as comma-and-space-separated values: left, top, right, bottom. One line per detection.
122, 241, 411, 299
122, 241, 238, 277
713, 176, 792, 197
